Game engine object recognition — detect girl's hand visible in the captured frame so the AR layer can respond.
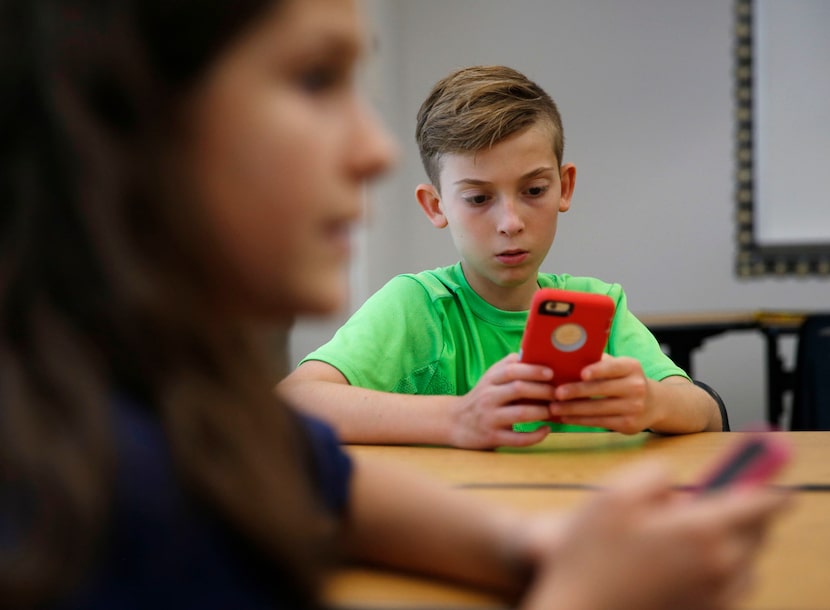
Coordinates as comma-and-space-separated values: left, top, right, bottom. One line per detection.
520, 461, 792, 610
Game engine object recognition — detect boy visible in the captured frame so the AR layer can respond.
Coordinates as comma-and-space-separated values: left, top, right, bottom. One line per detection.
279, 65, 723, 449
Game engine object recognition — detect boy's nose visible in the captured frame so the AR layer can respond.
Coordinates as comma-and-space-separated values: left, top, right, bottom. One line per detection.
497, 198, 524, 236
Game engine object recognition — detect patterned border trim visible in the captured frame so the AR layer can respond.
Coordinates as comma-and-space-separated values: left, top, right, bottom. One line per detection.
733, 0, 830, 278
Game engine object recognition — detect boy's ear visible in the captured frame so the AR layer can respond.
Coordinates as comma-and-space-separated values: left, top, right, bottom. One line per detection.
558, 163, 577, 212
415, 183, 448, 228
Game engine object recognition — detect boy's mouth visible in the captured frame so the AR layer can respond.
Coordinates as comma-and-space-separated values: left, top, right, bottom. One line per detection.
496, 249, 529, 265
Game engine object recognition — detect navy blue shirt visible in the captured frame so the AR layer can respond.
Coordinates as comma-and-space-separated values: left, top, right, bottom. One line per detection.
58, 396, 352, 609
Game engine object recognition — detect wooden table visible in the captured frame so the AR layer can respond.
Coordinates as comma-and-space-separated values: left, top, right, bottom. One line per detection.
638, 310, 811, 427
325, 432, 830, 610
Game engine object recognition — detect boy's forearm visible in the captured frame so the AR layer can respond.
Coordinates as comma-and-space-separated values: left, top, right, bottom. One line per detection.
278, 369, 459, 445
342, 456, 532, 599
648, 377, 723, 434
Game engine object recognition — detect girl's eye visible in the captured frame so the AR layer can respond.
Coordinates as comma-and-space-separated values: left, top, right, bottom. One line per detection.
300, 67, 339, 93
298, 59, 352, 94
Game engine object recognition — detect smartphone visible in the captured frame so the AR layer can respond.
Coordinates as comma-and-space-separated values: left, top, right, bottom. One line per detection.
696, 435, 792, 495
519, 288, 615, 386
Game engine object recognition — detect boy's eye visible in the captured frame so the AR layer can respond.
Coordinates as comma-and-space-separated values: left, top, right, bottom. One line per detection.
464, 193, 490, 205
525, 185, 549, 197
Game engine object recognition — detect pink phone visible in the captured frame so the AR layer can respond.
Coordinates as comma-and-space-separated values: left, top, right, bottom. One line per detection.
519, 288, 615, 386
696, 435, 792, 495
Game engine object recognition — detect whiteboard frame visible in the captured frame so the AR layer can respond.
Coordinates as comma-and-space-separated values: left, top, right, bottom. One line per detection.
734, 0, 830, 278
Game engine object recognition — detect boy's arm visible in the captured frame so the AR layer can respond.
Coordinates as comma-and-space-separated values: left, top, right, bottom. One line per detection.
279, 361, 461, 446
647, 375, 723, 433
278, 355, 554, 449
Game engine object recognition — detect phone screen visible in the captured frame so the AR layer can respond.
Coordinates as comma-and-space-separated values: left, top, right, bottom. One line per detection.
698, 436, 791, 495
701, 438, 767, 492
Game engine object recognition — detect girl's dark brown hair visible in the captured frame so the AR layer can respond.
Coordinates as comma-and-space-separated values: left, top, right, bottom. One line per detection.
0, 0, 332, 605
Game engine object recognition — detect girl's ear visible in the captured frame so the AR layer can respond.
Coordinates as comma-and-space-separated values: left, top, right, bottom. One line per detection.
415, 183, 448, 228
558, 163, 576, 213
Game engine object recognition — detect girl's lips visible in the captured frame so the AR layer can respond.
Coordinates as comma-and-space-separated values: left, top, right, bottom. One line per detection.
496, 250, 529, 265
323, 221, 354, 259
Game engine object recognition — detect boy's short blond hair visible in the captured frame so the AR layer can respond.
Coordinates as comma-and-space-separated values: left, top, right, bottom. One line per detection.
415, 65, 565, 189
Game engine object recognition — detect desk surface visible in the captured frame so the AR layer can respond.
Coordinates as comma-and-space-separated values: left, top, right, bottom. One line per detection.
346, 431, 830, 488
326, 432, 830, 610
637, 309, 808, 331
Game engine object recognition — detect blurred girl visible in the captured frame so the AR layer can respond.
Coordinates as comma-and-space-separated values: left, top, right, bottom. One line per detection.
0, 1, 787, 609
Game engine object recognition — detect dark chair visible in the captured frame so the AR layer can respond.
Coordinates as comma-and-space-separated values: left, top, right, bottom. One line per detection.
694, 379, 730, 431
790, 313, 830, 431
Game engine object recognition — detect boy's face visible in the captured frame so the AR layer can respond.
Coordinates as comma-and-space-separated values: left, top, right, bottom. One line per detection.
416, 124, 575, 311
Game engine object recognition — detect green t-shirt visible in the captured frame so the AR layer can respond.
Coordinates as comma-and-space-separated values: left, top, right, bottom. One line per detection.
302, 263, 687, 432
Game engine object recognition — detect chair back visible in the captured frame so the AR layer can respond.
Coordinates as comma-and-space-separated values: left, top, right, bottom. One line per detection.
693, 379, 730, 431
791, 313, 830, 430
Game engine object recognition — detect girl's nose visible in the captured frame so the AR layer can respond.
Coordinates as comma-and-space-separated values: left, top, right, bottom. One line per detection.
349, 100, 398, 181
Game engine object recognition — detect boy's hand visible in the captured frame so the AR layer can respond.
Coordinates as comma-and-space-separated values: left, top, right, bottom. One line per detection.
548, 354, 657, 434
450, 353, 555, 449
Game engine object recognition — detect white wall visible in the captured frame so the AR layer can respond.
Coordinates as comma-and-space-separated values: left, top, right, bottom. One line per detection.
290, 0, 829, 430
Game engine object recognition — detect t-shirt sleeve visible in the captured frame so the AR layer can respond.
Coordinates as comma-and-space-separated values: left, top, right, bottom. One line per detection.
299, 414, 352, 515
299, 275, 442, 391
605, 284, 690, 381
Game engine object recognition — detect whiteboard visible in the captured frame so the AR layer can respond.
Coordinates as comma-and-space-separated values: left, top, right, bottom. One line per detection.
752, 0, 830, 246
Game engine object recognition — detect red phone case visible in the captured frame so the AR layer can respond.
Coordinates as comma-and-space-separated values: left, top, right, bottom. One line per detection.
520, 288, 615, 386
696, 434, 792, 494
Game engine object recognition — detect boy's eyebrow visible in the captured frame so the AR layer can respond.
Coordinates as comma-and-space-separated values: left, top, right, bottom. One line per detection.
453, 166, 558, 186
